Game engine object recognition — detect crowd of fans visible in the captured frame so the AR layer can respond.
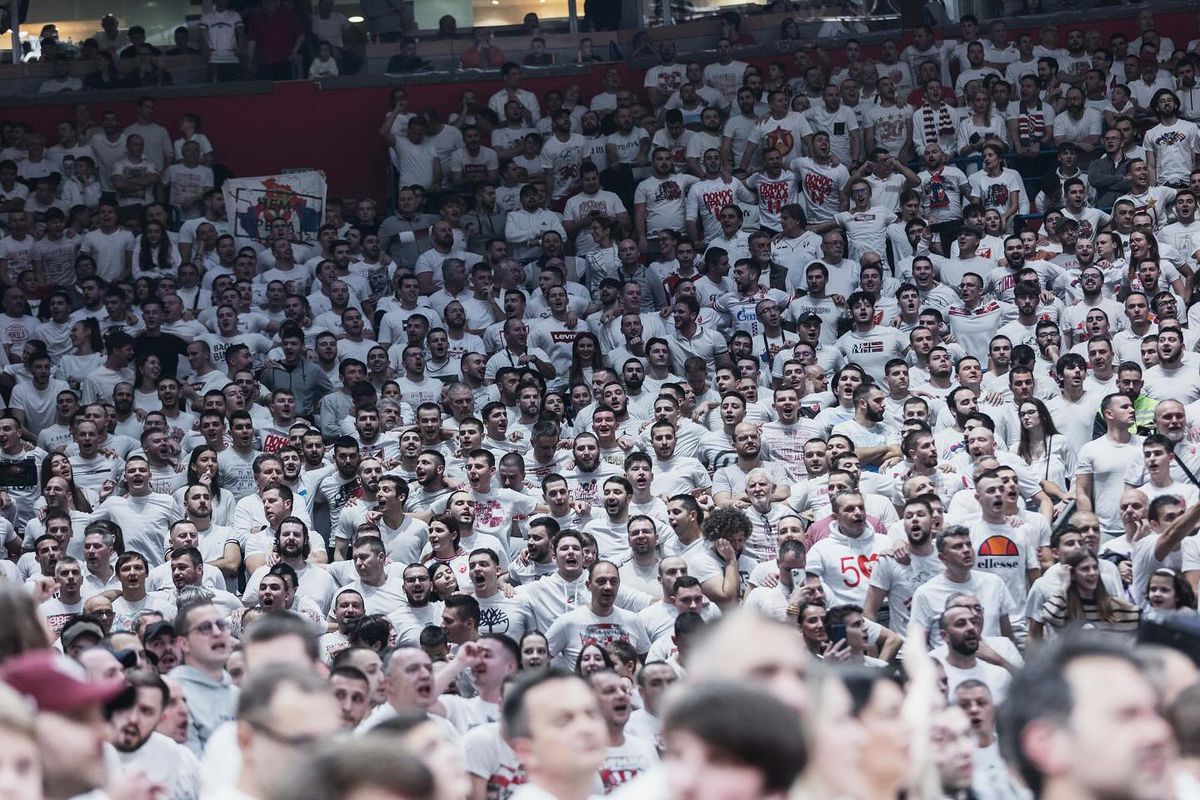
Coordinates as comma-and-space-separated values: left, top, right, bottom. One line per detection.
2, 4, 1200, 800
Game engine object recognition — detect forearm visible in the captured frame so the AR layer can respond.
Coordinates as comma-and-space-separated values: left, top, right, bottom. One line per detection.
1074, 475, 1094, 513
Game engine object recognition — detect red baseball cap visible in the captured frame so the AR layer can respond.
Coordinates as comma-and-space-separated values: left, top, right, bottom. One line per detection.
0, 649, 126, 714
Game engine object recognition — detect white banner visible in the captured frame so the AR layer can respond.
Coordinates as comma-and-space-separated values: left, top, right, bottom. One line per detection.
223, 171, 327, 246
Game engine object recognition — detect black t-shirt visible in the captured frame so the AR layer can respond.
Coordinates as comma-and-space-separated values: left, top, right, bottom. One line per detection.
134, 332, 189, 378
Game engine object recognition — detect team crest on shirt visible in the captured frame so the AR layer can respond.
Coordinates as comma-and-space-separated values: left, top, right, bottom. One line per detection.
765, 126, 796, 158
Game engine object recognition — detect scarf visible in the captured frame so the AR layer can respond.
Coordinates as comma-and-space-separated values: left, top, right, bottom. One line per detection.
920, 102, 955, 145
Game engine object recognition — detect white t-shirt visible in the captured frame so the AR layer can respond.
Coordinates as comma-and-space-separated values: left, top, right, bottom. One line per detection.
806, 527, 891, 606
79, 228, 134, 282
1077, 435, 1144, 535
545, 605, 652, 669
834, 206, 895, 260
1053, 108, 1103, 142
863, 103, 911, 158
598, 736, 660, 794
634, 174, 696, 238
540, 133, 587, 200
909, 570, 1015, 648
702, 60, 748, 102
867, 551, 945, 632
790, 157, 850, 224
747, 112, 813, 163
964, 517, 1040, 613
1144, 119, 1200, 184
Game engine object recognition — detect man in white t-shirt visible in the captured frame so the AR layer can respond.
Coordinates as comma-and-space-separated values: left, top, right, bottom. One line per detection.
909, 526, 1016, 649
965, 472, 1041, 618
1077, 393, 1144, 537
1144, 89, 1200, 186
935, 603, 1012, 702
791, 132, 851, 225
644, 42, 685, 108
702, 39, 747, 104
740, 90, 813, 171
545, 560, 651, 669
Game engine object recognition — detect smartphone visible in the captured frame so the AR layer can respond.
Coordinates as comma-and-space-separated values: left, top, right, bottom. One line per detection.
825, 622, 846, 644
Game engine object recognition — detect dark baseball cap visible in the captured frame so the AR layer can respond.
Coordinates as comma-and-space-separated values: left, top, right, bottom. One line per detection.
142, 621, 176, 642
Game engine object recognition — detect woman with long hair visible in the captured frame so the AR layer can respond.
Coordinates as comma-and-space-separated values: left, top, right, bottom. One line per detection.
172, 445, 236, 526
133, 355, 164, 413
541, 391, 568, 426
133, 277, 158, 307
422, 514, 470, 590
564, 383, 593, 435
1016, 397, 1074, 502
55, 318, 104, 390
968, 142, 1024, 230
1043, 549, 1141, 633
518, 631, 550, 672
1147, 567, 1197, 611
956, 88, 1008, 160
1095, 230, 1127, 295
793, 665, 867, 800
568, 332, 603, 389
133, 220, 181, 280
38, 453, 95, 514
1128, 230, 1188, 299
430, 563, 459, 603
575, 642, 615, 677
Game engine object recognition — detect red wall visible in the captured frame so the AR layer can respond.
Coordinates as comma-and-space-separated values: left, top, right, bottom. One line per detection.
5, 9, 1196, 202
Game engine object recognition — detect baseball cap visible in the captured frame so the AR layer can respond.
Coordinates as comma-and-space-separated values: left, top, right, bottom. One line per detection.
796, 310, 821, 324
0, 649, 126, 714
60, 620, 104, 650
142, 621, 175, 642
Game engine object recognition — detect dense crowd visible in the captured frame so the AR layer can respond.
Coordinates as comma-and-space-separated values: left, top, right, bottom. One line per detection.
3, 5, 1200, 800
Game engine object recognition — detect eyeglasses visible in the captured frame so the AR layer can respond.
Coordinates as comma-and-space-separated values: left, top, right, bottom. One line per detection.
191, 618, 231, 636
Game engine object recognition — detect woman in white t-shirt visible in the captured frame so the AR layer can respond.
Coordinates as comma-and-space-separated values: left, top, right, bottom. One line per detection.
421, 514, 471, 591
55, 318, 104, 391
1016, 398, 1074, 506
956, 89, 1008, 164
968, 143, 1027, 230
132, 221, 181, 281
133, 355, 164, 413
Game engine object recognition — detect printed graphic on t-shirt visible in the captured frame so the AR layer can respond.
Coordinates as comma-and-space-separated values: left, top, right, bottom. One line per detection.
804, 172, 834, 207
